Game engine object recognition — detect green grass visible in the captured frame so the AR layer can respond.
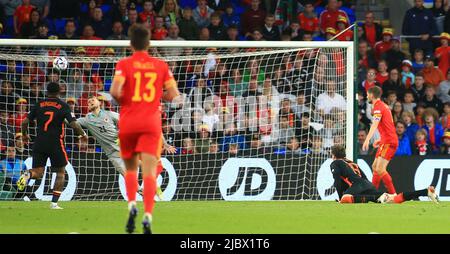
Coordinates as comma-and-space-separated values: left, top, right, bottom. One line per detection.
0, 201, 449, 234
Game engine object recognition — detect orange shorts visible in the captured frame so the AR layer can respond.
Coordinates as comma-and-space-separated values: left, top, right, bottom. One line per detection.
119, 132, 162, 159
375, 143, 398, 161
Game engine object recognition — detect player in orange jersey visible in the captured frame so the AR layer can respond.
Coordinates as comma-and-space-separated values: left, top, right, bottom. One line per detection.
110, 24, 182, 234
362, 86, 398, 194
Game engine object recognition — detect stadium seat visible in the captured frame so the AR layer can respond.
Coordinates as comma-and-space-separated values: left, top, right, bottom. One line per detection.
16, 63, 24, 73
101, 5, 111, 14
53, 19, 67, 35
104, 79, 112, 91
80, 3, 88, 13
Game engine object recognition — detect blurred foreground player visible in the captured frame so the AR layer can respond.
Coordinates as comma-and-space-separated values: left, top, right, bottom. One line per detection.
330, 145, 438, 204
110, 24, 182, 234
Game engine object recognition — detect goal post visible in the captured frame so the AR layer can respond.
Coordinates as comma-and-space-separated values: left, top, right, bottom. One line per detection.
0, 39, 354, 201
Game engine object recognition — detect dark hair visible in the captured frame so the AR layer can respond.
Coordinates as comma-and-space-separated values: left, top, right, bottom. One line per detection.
46, 82, 60, 95
396, 121, 406, 129
367, 86, 382, 99
128, 24, 150, 51
331, 145, 346, 159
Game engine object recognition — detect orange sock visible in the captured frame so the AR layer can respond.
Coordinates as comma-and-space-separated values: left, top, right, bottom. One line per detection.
125, 171, 138, 202
393, 193, 405, 203
372, 172, 381, 189
381, 172, 396, 194
143, 175, 156, 214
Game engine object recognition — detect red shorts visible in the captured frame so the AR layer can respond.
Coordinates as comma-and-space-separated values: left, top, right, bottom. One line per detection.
119, 132, 163, 159
375, 143, 398, 161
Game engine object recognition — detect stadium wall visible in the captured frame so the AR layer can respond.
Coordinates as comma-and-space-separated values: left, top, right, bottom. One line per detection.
1, 154, 449, 201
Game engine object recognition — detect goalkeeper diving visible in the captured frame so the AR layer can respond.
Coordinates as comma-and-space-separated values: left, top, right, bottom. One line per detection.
330, 145, 439, 204
77, 95, 176, 198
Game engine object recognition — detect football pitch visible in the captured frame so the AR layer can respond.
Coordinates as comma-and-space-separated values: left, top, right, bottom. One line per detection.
0, 201, 449, 234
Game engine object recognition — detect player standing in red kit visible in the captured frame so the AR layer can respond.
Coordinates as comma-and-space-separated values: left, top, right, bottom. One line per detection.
362, 86, 397, 194
110, 24, 181, 234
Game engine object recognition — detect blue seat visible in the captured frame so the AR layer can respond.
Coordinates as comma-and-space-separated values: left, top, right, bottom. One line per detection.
16, 63, 24, 73
80, 3, 88, 13
0, 65, 7, 73
104, 79, 112, 92
101, 4, 111, 14
53, 19, 67, 35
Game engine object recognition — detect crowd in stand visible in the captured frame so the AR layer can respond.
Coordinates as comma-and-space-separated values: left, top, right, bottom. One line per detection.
357, 0, 450, 157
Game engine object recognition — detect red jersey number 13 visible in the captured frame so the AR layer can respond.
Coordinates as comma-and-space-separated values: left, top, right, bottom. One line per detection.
132, 71, 157, 102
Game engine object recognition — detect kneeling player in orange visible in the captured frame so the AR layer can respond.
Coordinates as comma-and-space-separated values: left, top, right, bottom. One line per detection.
330, 145, 438, 204
110, 24, 182, 234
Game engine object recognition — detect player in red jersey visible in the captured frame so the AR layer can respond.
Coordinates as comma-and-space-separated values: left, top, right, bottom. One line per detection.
362, 86, 398, 194
110, 24, 181, 234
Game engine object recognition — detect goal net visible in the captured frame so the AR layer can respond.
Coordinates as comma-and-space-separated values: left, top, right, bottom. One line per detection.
0, 40, 353, 201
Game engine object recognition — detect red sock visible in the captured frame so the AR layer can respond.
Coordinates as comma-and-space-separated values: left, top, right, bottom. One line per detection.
143, 175, 156, 214
381, 172, 396, 194
372, 172, 381, 189
393, 193, 404, 203
125, 171, 138, 202
156, 162, 163, 176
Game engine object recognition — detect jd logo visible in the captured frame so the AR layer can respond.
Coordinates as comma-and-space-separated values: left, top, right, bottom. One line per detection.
24, 157, 76, 201
219, 158, 276, 200
415, 159, 450, 201
317, 159, 373, 201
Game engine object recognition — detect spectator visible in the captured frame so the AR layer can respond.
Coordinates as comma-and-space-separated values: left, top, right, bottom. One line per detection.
225, 24, 244, 40
66, 97, 81, 119
207, 0, 230, 13
421, 84, 444, 114
422, 108, 445, 153
13, 0, 35, 35
357, 129, 372, 155
385, 90, 398, 110
277, 115, 295, 146
221, 3, 240, 28
194, 124, 211, 154
107, 21, 128, 40
402, 0, 437, 56
415, 102, 427, 126
316, 80, 346, 116
20, 8, 41, 38
208, 140, 219, 154
152, 16, 168, 40
242, 58, 265, 84
228, 142, 239, 155
27, 82, 44, 106
14, 132, 28, 160
360, 68, 380, 95
178, 7, 199, 40
139, 0, 156, 26
431, 0, 447, 34
187, 78, 214, 109
357, 40, 377, 82
395, 121, 412, 156
411, 72, 427, 102
111, 0, 129, 22
382, 68, 404, 99
59, 19, 79, 39
283, 21, 302, 41
220, 123, 246, 152
240, 0, 266, 37
80, 0, 97, 25
392, 101, 404, 123
319, 0, 348, 34
250, 28, 264, 41
67, 68, 85, 99
401, 60, 415, 89
382, 37, 406, 71
163, 24, 185, 56
374, 28, 392, 62
414, 128, 431, 155
242, 79, 262, 98
198, 26, 210, 40
441, 130, 450, 154
0, 109, 15, 147
297, 1, 319, 36
437, 70, 450, 103
282, 137, 300, 154
193, 0, 214, 28
0, 0, 20, 22
89, 7, 112, 39
375, 60, 389, 85
412, 48, 425, 73
0, 80, 18, 111
310, 136, 326, 155
324, 27, 336, 41
403, 90, 417, 113
123, 8, 139, 32
13, 97, 27, 131
435, 32, 450, 75
208, 11, 226, 40
441, 102, 450, 129
335, 15, 353, 42
0, 146, 26, 191
159, 0, 181, 28
181, 137, 196, 154
80, 24, 102, 41
402, 111, 420, 148
202, 102, 219, 132
360, 11, 382, 48
261, 14, 280, 41
292, 92, 310, 119
228, 67, 248, 97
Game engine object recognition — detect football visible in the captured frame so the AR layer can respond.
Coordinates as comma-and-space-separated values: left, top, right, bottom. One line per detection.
53, 56, 68, 71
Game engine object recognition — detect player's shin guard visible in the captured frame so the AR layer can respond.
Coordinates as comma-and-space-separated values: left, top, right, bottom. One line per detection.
143, 175, 156, 214
125, 171, 138, 203
372, 172, 381, 189
381, 172, 396, 194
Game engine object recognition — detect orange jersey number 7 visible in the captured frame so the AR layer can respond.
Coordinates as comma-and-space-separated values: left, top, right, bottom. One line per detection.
131, 71, 157, 102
